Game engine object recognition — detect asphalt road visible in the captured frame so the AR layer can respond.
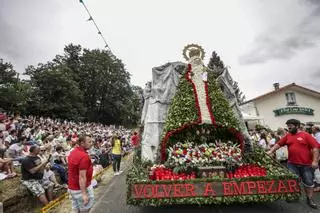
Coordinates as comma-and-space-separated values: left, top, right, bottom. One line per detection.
91, 160, 320, 213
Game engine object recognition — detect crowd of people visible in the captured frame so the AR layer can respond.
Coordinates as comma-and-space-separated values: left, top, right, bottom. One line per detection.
0, 111, 138, 210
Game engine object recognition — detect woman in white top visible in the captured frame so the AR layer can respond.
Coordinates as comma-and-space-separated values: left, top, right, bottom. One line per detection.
268, 132, 277, 149
258, 133, 268, 150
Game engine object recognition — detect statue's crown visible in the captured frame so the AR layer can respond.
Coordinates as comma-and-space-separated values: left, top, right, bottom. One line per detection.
183, 44, 205, 61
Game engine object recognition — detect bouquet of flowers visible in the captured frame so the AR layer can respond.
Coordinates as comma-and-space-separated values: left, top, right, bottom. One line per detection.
166, 141, 242, 167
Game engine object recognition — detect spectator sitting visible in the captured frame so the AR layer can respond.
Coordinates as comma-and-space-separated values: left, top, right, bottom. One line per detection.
0, 117, 6, 131
21, 145, 54, 205
0, 157, 16, 178
51, 146, 68, 184
52, 146, 66, 165
6, 136, 27, 164
4, 129, 17, 147
43, 163, 66, 189
0, 130, 6, 158
5, 117, 15, 132
38, 146, 49, 162
89, 141, 102, 158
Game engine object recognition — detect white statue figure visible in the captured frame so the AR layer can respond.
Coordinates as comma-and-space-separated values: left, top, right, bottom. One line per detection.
140, 81, 151, 125
185, 45, 212, 124
141, 62, 186, 162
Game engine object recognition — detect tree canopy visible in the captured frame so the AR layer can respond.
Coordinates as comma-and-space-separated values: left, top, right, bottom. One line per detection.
0, 44, 142, 126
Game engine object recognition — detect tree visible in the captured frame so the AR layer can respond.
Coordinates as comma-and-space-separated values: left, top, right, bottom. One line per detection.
123, 85, 143, 126
75, 48, 132, 124
0, 45, 142, 126
207, 51, 225, 70
26, 64, 85, 120
0, 59, 31, 113
0, 59, 17, 85
207, 51, 246, 104
24, 44, 142, 125
55, 44, 82, 82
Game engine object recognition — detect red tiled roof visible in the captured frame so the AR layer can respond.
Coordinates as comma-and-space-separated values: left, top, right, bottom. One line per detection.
242, 83, 320, 105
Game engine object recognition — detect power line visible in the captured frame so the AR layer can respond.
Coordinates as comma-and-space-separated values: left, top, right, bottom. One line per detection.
79, 0, 113, 54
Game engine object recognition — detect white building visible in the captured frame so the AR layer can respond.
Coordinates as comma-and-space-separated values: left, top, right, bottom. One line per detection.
240, 83, 320, 130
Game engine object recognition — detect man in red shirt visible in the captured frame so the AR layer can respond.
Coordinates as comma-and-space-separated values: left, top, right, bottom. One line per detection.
131, 132, 140, 148
68, 135, 93, 213
131, 131, 141, 161
268, 119, 319, 209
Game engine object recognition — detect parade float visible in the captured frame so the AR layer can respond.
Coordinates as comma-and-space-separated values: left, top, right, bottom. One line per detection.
127, 44, 301, 206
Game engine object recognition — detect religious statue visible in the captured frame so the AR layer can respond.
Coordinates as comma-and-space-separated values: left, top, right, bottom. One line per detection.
140, 44, 252, 163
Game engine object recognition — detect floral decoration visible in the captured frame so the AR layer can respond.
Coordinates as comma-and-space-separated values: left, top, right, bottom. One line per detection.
149, 164, 196, 181
166, 141, 242, 167
226, 164, 267, 179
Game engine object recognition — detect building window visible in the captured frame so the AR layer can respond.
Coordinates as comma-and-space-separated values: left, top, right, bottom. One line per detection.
285, 92, 297, 106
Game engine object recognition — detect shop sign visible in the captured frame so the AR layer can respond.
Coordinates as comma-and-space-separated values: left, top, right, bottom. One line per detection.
273, 107, 314, 116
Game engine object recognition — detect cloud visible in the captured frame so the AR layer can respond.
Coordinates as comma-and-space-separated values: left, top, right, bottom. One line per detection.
0, 1, 64, 72
239, 0, 320, 65
310, 68, 320, 79
239, 34, 315, 64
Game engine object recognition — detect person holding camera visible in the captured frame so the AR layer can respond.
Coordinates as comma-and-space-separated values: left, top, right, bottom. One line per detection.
21, 145, 54, 205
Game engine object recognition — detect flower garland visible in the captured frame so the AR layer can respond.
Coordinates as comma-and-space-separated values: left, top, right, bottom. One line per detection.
204, 82, 216, 124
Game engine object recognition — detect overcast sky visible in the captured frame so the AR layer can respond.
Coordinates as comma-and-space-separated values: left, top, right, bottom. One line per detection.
0, 0, 320, 100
